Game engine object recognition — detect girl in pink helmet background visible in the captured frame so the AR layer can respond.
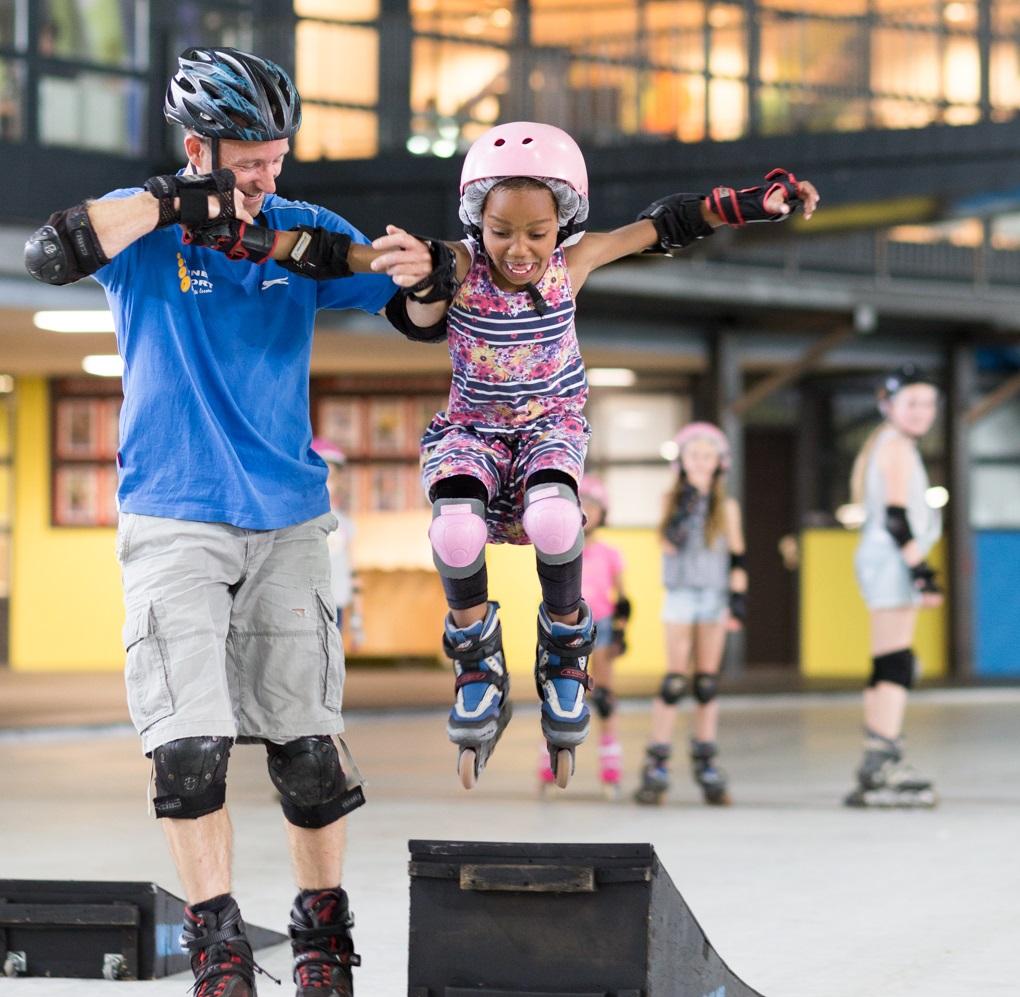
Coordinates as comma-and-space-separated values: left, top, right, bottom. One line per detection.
538, 474, 631, 797
196, 120, 818, 791
634, 423, 748, 806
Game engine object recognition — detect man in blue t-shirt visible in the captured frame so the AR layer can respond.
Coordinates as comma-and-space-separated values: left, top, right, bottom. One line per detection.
23, 47, 435, 997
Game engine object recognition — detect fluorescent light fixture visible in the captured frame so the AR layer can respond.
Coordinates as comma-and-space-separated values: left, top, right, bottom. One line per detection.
34, 310, 115, 333
588, 367, 636, 387
926, 486, 949, 509
405, 134, 430, 156
430, 138, 457, 158
82, 354, 124, 377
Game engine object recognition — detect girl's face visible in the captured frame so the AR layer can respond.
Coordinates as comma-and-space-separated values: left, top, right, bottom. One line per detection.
481, 185, 559, 291
885, 383, 938, 439
680, 437, 722, 488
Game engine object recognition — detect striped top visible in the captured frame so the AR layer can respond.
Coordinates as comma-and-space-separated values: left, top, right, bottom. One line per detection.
444, 240, 587, 430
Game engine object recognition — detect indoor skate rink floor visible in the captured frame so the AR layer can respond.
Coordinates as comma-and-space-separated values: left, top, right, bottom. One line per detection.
2, 688, 1018, 997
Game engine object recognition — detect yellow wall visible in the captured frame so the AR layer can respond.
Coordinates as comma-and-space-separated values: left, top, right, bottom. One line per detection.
800, 528, 948, 680
488, 528, 666, 685
11, 378, 124, 670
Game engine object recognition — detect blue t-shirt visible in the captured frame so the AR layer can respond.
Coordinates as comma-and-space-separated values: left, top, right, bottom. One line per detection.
93, 190, 396, 529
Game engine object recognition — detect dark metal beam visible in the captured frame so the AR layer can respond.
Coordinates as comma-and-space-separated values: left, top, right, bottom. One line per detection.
947, 342, 975, 680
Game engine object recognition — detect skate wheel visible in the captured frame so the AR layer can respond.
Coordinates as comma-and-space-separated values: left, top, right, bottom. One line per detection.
551, 748, 573, 789
705, 789, 732, 807
458, 748, 478, 790
633, 788, 664, 806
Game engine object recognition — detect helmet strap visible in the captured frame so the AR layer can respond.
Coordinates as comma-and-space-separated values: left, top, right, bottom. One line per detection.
211, 136, 220, 171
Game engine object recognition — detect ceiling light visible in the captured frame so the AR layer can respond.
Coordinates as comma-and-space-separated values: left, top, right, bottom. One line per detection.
82, 354, 124, 377
835, 503, 866, 529
587, 368, 636, 387
926, 486, 949, 509
34, 310, 115, 333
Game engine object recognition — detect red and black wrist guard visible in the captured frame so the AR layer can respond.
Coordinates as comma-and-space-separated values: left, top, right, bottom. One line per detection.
182, 218, 278, 264
710, 168, 801, 227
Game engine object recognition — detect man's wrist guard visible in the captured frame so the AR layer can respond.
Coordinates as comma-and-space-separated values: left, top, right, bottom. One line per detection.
728, 590, 748, 623
403, 237, 459, 303
710, 168, 801, 227
384, 292, 449, 344
639, 193, 714, 256
183, 218, 278, 264
729, 552, 748, 571
910, 561, 941, 595
24, 202, 110, 285
143, 169, 236, 229
278, 226, 353, 280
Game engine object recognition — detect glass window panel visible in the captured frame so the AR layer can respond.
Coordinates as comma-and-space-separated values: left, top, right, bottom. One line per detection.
708, 22, 746, 78
603, 463, 675, 527
0, 0, 22, 48
295, 104, 377, 159
971, 465, 1020, 528
40, 70, 145, 154
170, 4, 254, 55
565, 60, 639, 140
970, 400, 1020, 459
645, 13, 704, 75
708, 77, 746, 139
759, 0, 867, 11
990, 41, 1020, 114
873, 0, 939, 26
411, 37, 509, 119
586, 392, 685, 462
296, 21, 377, 105
640, 71, 705, 142
412, 0, 516, 45
39, 0, 146, 70
760, 17, 865, 90
758, 87, 867, 135
296, 0, 378, 21
993, 0, 1020, 33
0, 57, 24, 141
872, 28, 940, 100
943, 35, 980, 104
870, 96, 937, 129
532, 0, 638, 49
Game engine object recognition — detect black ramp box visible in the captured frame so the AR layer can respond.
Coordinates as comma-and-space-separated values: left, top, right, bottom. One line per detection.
0, 880, 286, 980
408, 840, 767, 997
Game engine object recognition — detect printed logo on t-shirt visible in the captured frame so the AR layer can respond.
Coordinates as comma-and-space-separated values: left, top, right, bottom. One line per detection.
175, 251, 214, 295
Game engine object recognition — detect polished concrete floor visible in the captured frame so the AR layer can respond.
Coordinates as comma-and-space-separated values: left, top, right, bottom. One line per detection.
1, 688, 1018, 996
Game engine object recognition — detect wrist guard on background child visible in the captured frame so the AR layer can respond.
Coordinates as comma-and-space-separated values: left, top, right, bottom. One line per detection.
183, 217, 277, 263
639, 193, 714, 256
728, 590, 748, 624
663, 484, 700, 546
910, 561, 941, 595
709, 168, 801, 227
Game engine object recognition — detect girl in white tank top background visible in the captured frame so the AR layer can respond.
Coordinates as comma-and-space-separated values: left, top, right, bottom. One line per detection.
845, 366, 943, 808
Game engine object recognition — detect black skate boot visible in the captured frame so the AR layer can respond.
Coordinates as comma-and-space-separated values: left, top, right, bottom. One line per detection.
182, 894, 273, 997
633, 743, 672, 805
290, 888, 361, 996
444, 601, 513, 789
534, 601, 595, 789
844, 731, 937, 808
690, 738, 731, 805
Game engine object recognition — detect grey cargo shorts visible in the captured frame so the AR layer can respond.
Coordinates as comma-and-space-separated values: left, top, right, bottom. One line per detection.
116, 511, 345, 754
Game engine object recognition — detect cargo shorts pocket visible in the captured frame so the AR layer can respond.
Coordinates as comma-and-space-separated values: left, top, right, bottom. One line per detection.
316, 588, 344, 713
123, 601, 174, 731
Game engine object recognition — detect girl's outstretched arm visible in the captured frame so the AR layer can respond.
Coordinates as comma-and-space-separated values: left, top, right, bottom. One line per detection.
566, 170, 820, 290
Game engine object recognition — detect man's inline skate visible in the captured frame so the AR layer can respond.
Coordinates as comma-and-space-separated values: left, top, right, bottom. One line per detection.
444, 601, 513, 789
534, 601, 595, 788
844, 731, 937, 808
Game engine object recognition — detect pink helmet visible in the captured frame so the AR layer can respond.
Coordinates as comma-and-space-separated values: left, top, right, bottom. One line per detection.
311, 436, 346, 465
672, 422, 731, 472
579, 474, 609, 511
459, 122, 589, 238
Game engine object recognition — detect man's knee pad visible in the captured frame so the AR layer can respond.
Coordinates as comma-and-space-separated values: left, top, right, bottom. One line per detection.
429, 497, 488, 578
693, 672, 719, 704
267, 736, 349, 829
868, 649, 915, 690
591, 685, 615, 720
659, 672, 687, 705
522, 482, 583, 564
152, 736, 232, 820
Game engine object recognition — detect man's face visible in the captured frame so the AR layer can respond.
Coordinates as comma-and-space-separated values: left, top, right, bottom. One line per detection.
188, 136, 290, 217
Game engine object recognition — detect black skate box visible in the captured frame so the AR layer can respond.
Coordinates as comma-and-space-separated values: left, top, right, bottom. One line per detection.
407, 840, 765, 997
0, 879, 286, 980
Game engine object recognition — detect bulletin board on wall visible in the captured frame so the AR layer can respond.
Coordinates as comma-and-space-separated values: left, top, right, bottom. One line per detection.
311, 374, 450, 515
49, 378, 122, 528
